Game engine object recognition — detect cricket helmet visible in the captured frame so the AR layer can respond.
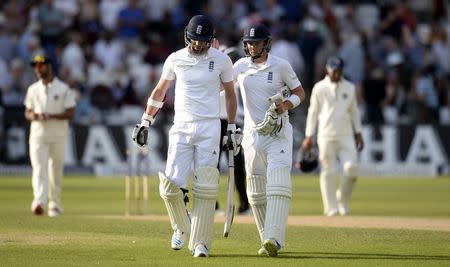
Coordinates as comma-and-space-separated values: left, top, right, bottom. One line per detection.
298, 147, 319, 173
184, 15, 214, 47
242, 23, 272, 59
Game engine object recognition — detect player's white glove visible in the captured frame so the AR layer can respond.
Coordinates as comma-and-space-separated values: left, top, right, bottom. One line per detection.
223, 124, 243, 156
132, 113, 154, 151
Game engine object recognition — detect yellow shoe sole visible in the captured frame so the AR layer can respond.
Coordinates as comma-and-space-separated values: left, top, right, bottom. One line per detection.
263, 239, 278, 257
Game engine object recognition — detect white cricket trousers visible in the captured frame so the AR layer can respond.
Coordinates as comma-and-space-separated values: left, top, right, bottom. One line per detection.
317, 136, 358, 214
29, 140, 65, 210
242, 123, 293, 174
165, 119, 221, 188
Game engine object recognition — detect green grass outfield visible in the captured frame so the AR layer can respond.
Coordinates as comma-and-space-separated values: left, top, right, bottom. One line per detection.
1, 175, 450, 266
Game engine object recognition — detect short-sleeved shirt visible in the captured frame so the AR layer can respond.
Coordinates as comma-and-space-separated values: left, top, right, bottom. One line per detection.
161, 47, 233, 122
233, 53, 301, 128
24, 77, 76, 142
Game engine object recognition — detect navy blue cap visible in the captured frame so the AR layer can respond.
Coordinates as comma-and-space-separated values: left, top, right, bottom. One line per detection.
30, 53, 51, 66
326, 56, 344, 71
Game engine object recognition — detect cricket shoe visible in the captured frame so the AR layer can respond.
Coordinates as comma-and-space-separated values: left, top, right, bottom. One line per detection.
257, 247, 267, 255
31, 203, 44, 216
325, 209, 339, 217
337, 190, 350, 215
338, 202, 350, 216
193, 243, 208, 257
48, 207, 62, 217
262, 239, 281, 257
171, 229, 186, 250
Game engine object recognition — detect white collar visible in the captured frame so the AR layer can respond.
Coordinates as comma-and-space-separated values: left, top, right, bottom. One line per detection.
38, 77, 56, 88
246, 53, 273, 70
184, 47, 213, 60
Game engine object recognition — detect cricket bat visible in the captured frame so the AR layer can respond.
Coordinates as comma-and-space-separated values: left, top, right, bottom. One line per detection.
223, 147, 235, 238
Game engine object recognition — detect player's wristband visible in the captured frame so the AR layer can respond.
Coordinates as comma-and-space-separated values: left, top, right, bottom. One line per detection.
287, 94, 301, 108
147, 98, 164, 108
141, 113, 155, 127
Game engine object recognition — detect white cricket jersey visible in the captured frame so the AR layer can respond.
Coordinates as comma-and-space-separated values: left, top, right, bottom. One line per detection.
24, 77, 76, 142
233, 53, 301, 128
161, 47, 233, 122
305, 76, 362, 139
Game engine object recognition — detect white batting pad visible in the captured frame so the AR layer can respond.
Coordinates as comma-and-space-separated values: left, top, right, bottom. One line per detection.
188, 167, 219, 251
246, 174, 267, 242
159, 172, 191, 234
264, 167, 291, 247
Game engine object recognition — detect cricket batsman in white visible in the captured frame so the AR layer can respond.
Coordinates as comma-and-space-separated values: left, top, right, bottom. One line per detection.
302, 56, 364, 216
233, 23, 305, 257
132, 15, 239, 257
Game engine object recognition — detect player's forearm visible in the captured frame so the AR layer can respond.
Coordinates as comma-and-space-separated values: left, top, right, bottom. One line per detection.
48, 108, 75, 120
223, 81, 237, 123
305, 107, 319, 137
284, 86, 305, 110
350, 96, 362, 133
145, 98, 163, 117
144, 78, 170, 117
305, 92, 319, 136
225, 88, 237, 123
224, 90, 237, 123
293, 86, 306, 103
225, 95, 237, 124
305, 116, 317, 137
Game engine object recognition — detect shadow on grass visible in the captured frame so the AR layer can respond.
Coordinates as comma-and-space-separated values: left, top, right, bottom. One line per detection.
280, 251, 450, 261
213, 251, 450, 261
212, 254, 261, 258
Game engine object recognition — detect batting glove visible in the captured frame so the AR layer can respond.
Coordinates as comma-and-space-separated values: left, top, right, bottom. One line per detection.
132, 113, 154, 151
223, 124, 243, 156
255, 104, 282, 137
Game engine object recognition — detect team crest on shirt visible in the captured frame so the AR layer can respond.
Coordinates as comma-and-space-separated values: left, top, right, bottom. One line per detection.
209, 61, 214, 72
342, 93, 348, 99
54, 95, 59, 100
267, 72, 273, 83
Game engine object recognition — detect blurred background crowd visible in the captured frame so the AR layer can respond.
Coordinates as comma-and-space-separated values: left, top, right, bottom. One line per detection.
1, 0, 450, 139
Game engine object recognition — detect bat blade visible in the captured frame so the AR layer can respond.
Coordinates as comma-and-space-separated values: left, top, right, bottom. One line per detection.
223, 149, 235, 237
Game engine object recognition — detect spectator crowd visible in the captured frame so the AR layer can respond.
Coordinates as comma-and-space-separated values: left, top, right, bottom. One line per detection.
1, 0, 450, 135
